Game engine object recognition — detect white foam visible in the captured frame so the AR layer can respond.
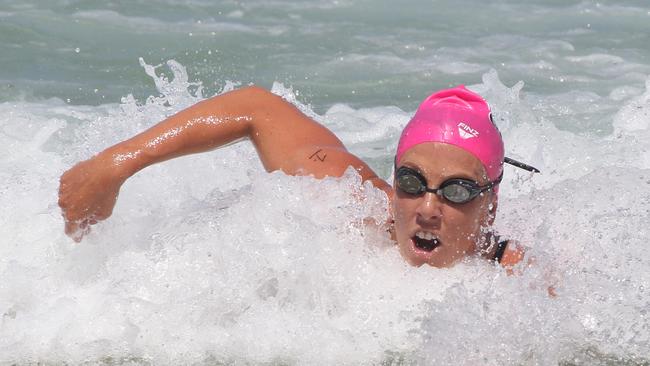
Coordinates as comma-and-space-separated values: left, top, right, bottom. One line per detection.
613, 78, 650, 134
2, 61, 650, 364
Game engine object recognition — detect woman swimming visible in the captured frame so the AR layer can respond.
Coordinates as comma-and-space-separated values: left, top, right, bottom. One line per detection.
58, 85, 538, 268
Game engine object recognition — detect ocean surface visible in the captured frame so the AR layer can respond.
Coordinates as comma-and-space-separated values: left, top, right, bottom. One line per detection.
2, 0, 650, 365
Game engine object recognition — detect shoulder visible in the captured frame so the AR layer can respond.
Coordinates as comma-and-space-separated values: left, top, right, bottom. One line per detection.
496, 240, 557, 296
498, 240, 526, 272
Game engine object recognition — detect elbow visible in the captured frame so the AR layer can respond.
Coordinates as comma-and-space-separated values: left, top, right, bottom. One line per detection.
238, 85, 286, 112
236, 85, 278, 104
203, 85, 285, 116
240, 85, 273, 97
233, 85, 294, 119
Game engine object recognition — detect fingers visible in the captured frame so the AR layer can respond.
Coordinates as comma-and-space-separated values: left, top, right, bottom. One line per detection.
65, 220, 84, 242
59, 191, 103, 242
59, 172, 95, 242
64, 217, 93, 243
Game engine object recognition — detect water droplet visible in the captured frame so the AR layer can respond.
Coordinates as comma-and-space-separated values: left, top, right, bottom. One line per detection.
74, 48, 80, 53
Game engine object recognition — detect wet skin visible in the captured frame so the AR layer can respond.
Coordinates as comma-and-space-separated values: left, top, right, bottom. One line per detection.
391, 142, 498, 267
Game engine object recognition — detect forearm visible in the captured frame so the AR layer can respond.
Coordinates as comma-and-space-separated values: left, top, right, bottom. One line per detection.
96, 86, 265, 179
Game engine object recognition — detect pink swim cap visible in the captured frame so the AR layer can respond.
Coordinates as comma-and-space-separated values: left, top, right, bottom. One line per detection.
396, 85, 504, 181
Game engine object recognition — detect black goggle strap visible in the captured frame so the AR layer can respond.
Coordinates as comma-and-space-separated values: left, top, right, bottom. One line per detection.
504, 156, 540, 173
480, 171, 503, 191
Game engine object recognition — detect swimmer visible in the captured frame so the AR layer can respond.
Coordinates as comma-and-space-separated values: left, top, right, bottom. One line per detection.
58, 85, 539, 268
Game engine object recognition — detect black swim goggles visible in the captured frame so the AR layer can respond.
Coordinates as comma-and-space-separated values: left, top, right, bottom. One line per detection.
395, 166, 503, 204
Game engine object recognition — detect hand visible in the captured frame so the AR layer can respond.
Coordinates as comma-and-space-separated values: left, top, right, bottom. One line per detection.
58, 153, 126, 242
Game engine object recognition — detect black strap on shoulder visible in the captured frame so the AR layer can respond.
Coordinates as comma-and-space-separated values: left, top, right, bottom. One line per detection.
493, 239, 509, 263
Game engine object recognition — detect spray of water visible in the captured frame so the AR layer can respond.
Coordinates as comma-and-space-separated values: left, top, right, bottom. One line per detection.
1, 60, 649, 365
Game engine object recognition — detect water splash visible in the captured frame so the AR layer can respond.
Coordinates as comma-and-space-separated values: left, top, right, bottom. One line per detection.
1, 62, 649, 365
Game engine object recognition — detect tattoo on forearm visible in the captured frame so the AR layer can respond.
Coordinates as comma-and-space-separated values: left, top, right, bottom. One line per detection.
309, 149, 327, 162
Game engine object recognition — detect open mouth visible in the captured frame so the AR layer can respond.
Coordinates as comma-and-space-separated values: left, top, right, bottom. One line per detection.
412, 231, 441, 252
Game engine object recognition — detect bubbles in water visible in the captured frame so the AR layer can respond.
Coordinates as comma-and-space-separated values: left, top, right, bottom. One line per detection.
2, 60, 650, 365
613, 77, 650, 134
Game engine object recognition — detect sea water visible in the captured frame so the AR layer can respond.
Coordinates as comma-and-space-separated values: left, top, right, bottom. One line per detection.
1, 0, 650, 365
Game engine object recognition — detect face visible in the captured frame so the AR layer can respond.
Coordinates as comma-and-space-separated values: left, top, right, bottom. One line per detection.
392, 142, 497, 267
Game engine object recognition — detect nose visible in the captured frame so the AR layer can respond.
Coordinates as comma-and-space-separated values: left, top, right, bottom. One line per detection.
415, 191, 443, 222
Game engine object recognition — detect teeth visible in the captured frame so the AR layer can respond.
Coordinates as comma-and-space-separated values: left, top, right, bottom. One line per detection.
416, 231, 437, 241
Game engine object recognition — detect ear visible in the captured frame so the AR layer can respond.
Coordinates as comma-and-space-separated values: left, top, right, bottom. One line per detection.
387, 189, 397, 241
486, 196, 498, 225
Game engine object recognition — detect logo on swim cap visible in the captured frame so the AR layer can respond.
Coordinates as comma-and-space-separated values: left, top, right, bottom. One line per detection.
457, 122, 479, 139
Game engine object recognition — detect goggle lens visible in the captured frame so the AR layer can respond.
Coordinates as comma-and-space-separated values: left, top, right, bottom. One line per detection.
440, 182, 472, 203
396, 173, 425, 195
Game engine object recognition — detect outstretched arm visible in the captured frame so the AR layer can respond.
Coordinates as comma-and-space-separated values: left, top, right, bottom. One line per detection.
58, 86, 390, 241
